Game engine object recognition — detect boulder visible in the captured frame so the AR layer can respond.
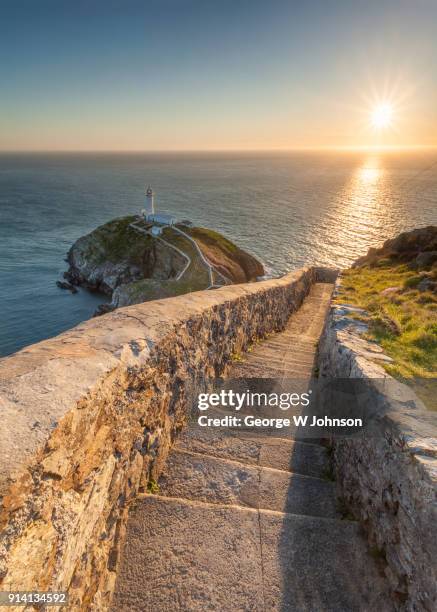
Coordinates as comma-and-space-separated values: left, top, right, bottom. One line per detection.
417, 278, 437, 293
415, 250, 437, 270
56, 280, 78, 294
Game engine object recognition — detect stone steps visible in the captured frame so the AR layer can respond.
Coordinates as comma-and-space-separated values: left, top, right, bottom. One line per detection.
230, 360, 314, 379
112, 495, 393, 612
259, 338, 317, 351
112, 283, 393, 611
175, 429, 330, 479
244, 354, 316, 370
158, 449, 337, 518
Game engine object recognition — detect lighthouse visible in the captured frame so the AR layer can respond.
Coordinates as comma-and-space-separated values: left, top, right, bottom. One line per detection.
145, 185, 155, 217
142, 186, 176, 227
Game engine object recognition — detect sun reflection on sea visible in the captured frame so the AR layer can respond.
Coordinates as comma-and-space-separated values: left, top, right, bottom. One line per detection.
316, 156, 396, 264
357, 163, 382, 185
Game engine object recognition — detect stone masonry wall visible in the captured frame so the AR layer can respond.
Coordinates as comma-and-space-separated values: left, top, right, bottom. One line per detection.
318, 297, 437, 612
0, 266, 327, 611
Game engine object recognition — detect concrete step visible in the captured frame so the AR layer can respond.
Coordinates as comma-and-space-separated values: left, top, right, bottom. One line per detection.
175, 428, 330, 479
158, 449, 337, 518
259, 342, 317, 357
111, 495, 394, 612
261, 505, 394, 612
244, 353, 316, 369
231, 361, 314, 379
246, 344, 316, 359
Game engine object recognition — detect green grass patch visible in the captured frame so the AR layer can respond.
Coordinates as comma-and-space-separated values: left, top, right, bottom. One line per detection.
146, 479, 160, 494
335, 262, 437, 385
83, 216, 151, 266
181, 225, 239, 255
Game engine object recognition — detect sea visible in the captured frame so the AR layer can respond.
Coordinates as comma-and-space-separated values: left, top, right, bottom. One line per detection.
0, 150, 436, 357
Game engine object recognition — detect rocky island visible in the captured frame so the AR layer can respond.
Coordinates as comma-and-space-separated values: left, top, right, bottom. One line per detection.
63, 215, 264, 314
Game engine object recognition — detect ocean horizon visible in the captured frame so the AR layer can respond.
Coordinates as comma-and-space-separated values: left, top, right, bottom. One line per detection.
0, 149, 436, 357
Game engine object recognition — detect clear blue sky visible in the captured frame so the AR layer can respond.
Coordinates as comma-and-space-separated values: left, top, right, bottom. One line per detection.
1, 0, 436, 150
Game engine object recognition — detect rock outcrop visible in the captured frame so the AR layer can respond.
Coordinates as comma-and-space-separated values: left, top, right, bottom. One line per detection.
64, 216, 264, 312
353, 225, 437, 270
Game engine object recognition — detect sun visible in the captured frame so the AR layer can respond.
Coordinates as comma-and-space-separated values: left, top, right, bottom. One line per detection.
371, 103, 394, 129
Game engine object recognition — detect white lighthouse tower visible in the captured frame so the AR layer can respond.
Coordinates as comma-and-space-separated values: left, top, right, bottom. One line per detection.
145, 185, 155, 218
142, 185, 176, 228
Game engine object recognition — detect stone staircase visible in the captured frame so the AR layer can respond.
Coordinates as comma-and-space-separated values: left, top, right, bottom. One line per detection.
111, 283, 393, 611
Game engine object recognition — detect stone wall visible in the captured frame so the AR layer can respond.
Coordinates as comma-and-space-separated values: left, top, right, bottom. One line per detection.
318, 298, 437, 612
0, 266, 326, 611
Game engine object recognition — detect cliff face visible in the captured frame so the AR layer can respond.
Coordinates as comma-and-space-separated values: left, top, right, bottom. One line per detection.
65, 216, 264, 311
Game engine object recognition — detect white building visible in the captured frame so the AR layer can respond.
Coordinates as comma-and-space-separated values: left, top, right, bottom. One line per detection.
143, 186, 177, 226
147, 213, 176, 226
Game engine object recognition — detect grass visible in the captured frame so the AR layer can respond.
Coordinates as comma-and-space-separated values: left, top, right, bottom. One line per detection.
146, 479, 160, 494
181, 225, 239, 255
82, 215, 151, 266
112, 226, 213, 304
179, 224, 264, 280
335, 261, 437, 386
117, 276, 207, 303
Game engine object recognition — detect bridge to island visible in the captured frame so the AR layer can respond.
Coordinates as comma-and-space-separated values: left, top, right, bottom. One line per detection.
0, 267, 435, 611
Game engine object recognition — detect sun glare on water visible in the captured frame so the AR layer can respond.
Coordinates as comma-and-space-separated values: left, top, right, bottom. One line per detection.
371, 103, 394, 129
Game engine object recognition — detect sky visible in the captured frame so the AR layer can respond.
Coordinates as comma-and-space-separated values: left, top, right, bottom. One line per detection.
1, 0, 436, 151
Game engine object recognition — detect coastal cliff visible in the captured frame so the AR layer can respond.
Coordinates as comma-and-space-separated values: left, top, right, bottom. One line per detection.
64, 216, 264, 312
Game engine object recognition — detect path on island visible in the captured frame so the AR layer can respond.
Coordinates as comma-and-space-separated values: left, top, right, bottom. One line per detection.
130, 219, 231, 288
111, 283, 393, 611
